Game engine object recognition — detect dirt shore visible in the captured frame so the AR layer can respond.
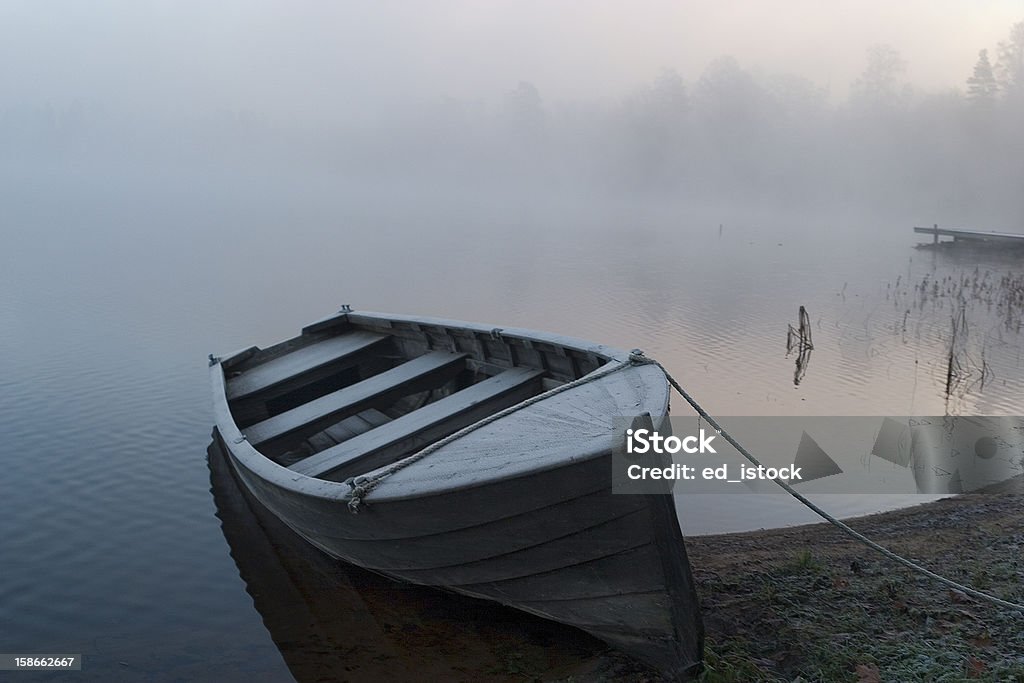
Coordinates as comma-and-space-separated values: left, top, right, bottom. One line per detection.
573, 492, 1024, 682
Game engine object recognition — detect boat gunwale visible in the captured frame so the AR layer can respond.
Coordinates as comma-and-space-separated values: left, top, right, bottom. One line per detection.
305, 310, 632, 364
211, 310, 667, 504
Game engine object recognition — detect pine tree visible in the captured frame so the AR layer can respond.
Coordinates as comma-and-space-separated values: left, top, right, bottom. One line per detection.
966, 49, 999, 105
995, 21, 1024, 98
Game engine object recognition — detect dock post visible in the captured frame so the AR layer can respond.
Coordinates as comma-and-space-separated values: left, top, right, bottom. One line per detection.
934, 223, 939, 245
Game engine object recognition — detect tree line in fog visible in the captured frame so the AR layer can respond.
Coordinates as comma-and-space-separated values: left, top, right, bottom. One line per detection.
4, 20, 1022, 219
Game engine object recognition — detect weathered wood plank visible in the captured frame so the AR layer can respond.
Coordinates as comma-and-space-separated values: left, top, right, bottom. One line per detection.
243, 351, 468, 446
913, 225, 1024, 242
290, 367, 544, 479
231, 353, 395, 428
307, 409, 392, 453
227, 331, 388, 400
323, 409, 391, 443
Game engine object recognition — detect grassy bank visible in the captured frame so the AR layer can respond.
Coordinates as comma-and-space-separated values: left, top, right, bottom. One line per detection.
692, 493, 1024, 682
574, 493, 1024, 682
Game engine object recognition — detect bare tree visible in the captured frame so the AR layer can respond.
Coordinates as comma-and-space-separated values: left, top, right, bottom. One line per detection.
851, 44, 908, 108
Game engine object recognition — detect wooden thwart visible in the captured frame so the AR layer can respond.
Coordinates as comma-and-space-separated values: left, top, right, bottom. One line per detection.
227, 331, 388, 400
243, 351, 468, 445
290, 367, 544, 479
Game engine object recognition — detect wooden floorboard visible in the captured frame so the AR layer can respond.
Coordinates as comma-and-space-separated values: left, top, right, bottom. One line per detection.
290, 367, 544, 479
323, 409, 390, 443
227, 331, 388, 400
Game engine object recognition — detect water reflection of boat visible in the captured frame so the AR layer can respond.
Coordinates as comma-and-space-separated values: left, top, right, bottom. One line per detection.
209, 310, 703, 679
208, 439, 608, 681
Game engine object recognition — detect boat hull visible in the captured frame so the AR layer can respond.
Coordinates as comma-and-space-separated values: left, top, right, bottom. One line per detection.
216, 426, 703, 678
210, 311, 704, 678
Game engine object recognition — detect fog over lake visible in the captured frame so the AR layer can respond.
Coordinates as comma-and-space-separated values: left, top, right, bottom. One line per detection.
2, 3, 1023, 680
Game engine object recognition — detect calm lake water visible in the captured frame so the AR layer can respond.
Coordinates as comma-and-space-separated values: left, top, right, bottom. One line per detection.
2, 162, 1022, 680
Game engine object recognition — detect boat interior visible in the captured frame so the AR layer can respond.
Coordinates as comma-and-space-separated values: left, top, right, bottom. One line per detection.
221, 316, 611, 482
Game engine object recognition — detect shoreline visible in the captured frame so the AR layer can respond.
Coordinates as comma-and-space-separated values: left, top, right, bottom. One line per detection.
212, 435, 1022, 682
573, 490, 1024, 681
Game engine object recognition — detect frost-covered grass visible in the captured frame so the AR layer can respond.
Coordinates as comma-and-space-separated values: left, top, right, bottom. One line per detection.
686, 493, 1024, 683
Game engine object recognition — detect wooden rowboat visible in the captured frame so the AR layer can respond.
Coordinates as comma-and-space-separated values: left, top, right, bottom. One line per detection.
209, 309, 704, 678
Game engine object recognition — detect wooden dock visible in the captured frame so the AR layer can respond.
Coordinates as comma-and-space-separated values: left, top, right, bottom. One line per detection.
914, 224, 1024, 245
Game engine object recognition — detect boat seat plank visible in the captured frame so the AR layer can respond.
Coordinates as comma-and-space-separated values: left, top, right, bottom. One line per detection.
244, 351, 468, 446
291, 367, 545, 479
227, 331, 389, 400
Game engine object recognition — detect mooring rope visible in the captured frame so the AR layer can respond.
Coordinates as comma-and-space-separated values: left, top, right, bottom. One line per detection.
344, 355, 638, 512
628, 350, 1024, 614
346, 349, 1024, 612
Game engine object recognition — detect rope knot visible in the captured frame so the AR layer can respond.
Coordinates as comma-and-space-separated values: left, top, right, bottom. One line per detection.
629, 349, 652, 365
345, 476, 370, 514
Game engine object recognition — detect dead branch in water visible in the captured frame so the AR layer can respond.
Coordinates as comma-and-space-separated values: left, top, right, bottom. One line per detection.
786, 305, 814, 386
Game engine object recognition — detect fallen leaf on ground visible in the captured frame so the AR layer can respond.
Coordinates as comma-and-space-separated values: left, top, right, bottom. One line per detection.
855, 662, 881, 683
966, 657, 987, 678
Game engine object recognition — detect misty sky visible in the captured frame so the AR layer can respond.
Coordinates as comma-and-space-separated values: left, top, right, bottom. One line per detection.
2, 1, 1020, 123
